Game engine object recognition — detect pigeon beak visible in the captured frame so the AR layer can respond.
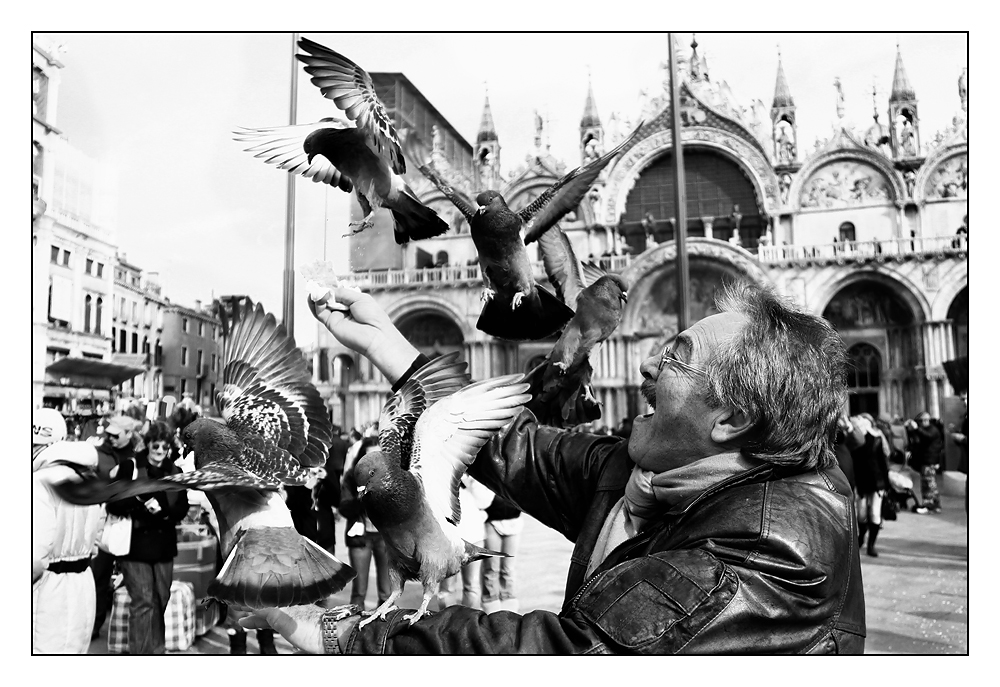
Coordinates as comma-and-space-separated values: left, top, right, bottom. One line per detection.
620, 291, 629, 304
357, 485, 366, 497
306, 152, 315, 164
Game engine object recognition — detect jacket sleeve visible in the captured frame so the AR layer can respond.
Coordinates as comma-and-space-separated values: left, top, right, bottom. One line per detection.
468, 410, 624, 545
345, 605, 611, 655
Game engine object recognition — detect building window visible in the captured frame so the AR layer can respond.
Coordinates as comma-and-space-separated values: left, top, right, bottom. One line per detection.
116, 268, 125, 281
131, 302, 137, 322
211, 353, 216, 372
119, 329, 127, 352
95, 297, 103, 335
96, 262, 104, 278
112, 327, 116, 352
182, 347, 188, 366
132, 332, 139, 354
839, 222, 856, 242
183, 318, 189, 333
84, 295, 92, 333
197, 349, 203, 372
50, 245, 60, 264
199, 321, 204, 337
86, 258, 94, 275
181, 378, 188, 394
61, 249, 71, 267
131, 275, 140, 287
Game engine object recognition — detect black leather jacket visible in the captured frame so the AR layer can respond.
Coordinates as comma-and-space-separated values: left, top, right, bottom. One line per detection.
344, 411, 866, 654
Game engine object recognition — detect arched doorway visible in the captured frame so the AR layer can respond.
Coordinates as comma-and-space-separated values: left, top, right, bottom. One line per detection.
619, 148, 764, 254
396, 311, 465, 361
822, 280, 917, 418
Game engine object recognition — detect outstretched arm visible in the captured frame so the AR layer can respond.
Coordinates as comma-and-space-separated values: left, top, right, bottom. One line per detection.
308, 287, 420, 385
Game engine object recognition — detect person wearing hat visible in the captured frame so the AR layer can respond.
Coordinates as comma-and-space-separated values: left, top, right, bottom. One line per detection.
32, 409, 107, 653
90, 414, 138, 639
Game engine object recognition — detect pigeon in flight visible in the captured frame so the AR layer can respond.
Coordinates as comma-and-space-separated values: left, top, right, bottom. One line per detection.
54, 298, 354, 611
418, 120, 643, 341
234, 37, 448, 244
352, 352, 531, 627
526, 226, 629, 427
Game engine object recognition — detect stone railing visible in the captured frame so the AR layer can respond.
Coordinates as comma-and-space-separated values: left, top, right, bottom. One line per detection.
338, 254, 635, 290
757, 235, 968, 264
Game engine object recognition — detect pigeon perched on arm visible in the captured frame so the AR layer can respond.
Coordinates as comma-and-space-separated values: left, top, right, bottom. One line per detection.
353, 352, 531, 627
53, 298, 354, 611
418, 120, 643, 341
234, 37, 448, 244
526, 225, 630, 427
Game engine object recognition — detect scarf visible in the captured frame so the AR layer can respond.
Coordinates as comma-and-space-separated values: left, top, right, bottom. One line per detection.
585, 452, 759, 578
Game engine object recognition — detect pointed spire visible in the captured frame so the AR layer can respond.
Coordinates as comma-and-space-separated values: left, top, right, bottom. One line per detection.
580, 71, 601, 128
890, 45, 916, 101
772, 46, 794, 108
689, 33, 704, 81
477, 85, 497, 143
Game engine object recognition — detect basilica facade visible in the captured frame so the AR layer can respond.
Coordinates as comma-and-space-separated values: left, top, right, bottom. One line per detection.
308, 40, 968, 468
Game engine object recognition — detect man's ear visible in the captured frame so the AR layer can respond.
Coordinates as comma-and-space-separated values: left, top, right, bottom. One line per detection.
710, 407, 755, 445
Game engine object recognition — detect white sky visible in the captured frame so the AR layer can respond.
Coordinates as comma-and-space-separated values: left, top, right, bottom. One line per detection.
32, 29, 967, 347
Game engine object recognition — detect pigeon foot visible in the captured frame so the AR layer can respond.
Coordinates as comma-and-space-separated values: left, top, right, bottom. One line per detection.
511, 291, 526, 309
342, 220, 373, 237
404, 591, 435, 626
553, 361, 568, 372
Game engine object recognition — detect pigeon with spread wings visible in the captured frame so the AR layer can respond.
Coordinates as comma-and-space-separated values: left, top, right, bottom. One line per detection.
418, 120, 643, 341
234, 37, 448, 244
526, 225, 629, 427
53, 298, 354, 611
352, 353, 531, 627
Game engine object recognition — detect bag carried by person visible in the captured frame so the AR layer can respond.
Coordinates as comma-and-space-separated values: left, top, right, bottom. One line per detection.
881, 493, 899, 521
98, 460, 136, 555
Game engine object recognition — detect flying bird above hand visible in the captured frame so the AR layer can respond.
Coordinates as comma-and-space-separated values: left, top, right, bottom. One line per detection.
418, 120, 643, 341
233, 37, 449, 244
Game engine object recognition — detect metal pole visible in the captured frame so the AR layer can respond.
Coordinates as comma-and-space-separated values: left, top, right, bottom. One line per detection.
282, 32, 300, 337
668, 33, 690, 333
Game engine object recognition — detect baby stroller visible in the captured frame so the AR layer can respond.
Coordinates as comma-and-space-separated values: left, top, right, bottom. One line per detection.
884, 441, 921, 516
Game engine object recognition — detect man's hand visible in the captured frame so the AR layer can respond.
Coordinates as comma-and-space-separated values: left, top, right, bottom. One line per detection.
308, 287, 419, 384
241, 604, 326, 654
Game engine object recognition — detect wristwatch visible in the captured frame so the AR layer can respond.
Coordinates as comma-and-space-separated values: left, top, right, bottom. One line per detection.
321, 604, 362, 655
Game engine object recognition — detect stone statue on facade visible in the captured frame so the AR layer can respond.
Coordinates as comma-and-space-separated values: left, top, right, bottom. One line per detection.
779, 173, 793, 205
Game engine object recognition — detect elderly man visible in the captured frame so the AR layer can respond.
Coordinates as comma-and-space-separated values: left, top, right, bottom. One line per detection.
246, 281, 865, 654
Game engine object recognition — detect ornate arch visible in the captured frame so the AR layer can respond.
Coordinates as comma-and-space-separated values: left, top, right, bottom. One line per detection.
617, 237, 772, 336
914, 143, 968, 204
811, 269, 930, 324
789, 149, 905, 212
602, 127, 781, 227
384, 295, 474, 339
930, 269, 969, 321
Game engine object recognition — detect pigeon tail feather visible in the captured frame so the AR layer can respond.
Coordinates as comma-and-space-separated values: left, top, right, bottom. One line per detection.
477, 287, 574, 341
390, 191, 450, 244
208, 526, 355, 610
463, 539, 510, 564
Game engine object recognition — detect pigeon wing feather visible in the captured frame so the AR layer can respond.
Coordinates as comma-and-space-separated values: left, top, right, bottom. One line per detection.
296, 37, 405, 175
233, 120, 354, 192
409, 374, 531, 527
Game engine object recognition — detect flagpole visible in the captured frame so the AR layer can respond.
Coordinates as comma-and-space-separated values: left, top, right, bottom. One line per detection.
668, 33, 690, 333
282, 32, 300, 338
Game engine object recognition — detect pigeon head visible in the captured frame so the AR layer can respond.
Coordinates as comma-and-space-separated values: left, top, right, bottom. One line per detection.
303, 128, 332, 164
475, 190, 505, 208
596, 273, 630, 305
354, 449, 391, 497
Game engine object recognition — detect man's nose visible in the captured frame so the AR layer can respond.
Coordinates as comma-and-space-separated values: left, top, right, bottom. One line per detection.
639, 356, 658, 380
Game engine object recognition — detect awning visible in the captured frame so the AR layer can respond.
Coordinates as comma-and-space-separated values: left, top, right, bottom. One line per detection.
45, 356, 145, 389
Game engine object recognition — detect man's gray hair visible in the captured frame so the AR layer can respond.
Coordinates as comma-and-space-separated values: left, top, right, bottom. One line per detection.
704, 281, 847, 470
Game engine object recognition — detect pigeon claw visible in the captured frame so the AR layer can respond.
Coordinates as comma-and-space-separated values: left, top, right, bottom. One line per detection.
553, 361, 568, 373
403, 609, 427, 626
342, 219, 374, 237
511, 291, 526, 310
358, 603, 398, 628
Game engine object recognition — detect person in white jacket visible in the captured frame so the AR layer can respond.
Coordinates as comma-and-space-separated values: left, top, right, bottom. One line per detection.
32, 409, 106, 654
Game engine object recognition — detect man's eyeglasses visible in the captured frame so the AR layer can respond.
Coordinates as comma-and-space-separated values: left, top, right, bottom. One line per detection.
657, 345, 709, 378
149, 442, 170, 451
